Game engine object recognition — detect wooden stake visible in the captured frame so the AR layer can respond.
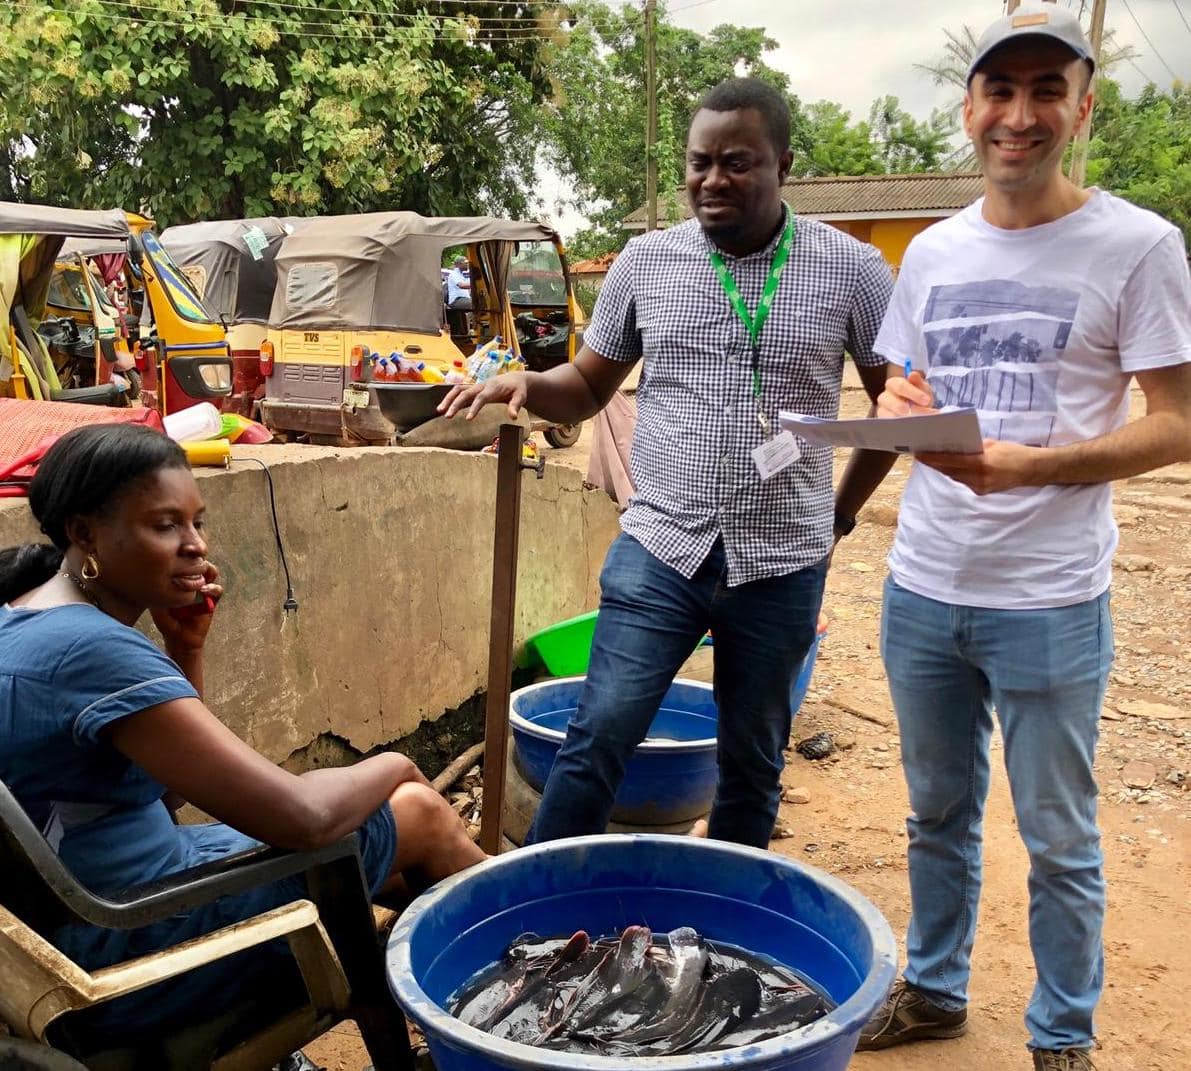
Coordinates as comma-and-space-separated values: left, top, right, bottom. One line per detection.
479, 423, 527, 854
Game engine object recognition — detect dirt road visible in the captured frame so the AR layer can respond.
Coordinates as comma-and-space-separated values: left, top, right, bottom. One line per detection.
310, 380, 1189, 1069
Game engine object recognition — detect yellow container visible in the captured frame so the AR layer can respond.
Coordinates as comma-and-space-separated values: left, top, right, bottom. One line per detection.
182, 439, 231, 468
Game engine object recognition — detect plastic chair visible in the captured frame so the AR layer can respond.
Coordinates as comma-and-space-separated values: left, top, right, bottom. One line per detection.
0, 1036, 89, 1070
0, 779, 415, 1071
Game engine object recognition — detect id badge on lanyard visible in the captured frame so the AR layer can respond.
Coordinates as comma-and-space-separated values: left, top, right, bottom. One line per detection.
708, 214, 801, 480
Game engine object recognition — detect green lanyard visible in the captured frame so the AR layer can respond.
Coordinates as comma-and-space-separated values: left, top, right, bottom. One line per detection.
707, 213, 796, 432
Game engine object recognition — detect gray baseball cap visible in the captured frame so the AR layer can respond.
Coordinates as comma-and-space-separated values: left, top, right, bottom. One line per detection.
967, 3, 1095, 84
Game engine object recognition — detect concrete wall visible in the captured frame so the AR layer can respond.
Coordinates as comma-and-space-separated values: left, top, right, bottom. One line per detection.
0, 444, 621, 763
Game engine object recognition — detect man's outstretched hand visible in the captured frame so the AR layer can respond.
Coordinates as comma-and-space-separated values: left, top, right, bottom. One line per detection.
439, 371, 530, 422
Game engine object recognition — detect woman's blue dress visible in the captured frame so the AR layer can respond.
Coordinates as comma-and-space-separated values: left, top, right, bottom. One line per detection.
0, 603, 396, 1034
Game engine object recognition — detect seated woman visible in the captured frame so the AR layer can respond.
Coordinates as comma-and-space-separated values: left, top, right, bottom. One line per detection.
0, 423, 486, 1037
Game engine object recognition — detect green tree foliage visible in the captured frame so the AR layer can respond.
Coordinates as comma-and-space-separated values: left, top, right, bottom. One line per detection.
1086, 79, 1191, 243
867, 95, 954, 174
795, 98, 953, 177
800, 102, 880, 176
0, 0, 557, 223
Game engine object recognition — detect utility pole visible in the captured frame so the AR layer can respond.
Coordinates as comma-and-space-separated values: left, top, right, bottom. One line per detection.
1068, 0, 1107, 186
644, 0, 658, 231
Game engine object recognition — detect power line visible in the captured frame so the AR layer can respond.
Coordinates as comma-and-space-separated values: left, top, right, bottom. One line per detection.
1125, 54, 1161, 84
257, 0, 562, 9
1173, 0, 1191, 39
1118, 0, 1182, 80
0, 0, 554, 40
153, 0, 558, 32
3, 0, 561, 35
236, 0, 565, 20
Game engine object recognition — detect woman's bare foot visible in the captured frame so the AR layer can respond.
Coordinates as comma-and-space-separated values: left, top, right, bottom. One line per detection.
687, 817, 708, 838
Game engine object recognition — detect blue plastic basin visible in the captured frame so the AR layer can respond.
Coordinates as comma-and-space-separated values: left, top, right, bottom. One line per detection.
387, 835, 897, 1071
510, 678, 718, 824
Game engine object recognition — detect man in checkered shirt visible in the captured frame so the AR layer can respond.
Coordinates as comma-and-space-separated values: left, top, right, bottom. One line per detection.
443, 78, 897, 847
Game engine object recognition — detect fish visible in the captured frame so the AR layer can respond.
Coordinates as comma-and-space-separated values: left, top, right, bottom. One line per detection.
664, 967, 763, 1055
464, 929, 591, 1034
718, 990, 833, 1049
608, 927, 709, 1047
538, 924, 652, 1041
449, 926, 833, 1057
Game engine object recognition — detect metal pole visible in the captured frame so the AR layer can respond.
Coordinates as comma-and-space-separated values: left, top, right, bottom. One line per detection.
1068, 0, 1107, 186
479, 423, 527, 855
644, 0, 658, 231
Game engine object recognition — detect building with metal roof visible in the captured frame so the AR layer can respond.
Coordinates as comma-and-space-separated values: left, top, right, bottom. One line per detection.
623, 172, 985, 271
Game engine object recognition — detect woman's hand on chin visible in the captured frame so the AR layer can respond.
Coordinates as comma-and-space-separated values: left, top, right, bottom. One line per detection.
151, 560, 223, 655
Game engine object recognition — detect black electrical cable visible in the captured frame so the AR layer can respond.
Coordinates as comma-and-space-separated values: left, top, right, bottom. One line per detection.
238, 457, 299, 615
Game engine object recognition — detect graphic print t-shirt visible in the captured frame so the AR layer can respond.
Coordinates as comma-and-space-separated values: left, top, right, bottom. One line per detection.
875, 191, 1191, 609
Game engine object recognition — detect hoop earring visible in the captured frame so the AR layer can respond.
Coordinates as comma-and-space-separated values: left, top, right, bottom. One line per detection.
80, 554, 101, 581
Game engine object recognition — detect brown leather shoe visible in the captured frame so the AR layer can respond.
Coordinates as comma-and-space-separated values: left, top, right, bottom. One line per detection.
1033, 1048, 1097, 1070
855, 978, 968, 1051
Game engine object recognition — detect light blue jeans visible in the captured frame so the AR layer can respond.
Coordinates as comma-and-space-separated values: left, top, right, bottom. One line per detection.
880, 578, 1113, 1052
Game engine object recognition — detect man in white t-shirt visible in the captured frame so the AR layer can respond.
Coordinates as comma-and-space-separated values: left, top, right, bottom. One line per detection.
857, 7, 1191, 1071
446, 255, 472, 310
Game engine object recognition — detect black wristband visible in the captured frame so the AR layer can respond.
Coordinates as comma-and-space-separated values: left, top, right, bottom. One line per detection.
833, 509, 856, 536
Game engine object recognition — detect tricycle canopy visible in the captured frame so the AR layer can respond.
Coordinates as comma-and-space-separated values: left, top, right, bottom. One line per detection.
0, 203, 128, 240
161, 217, 298, 326
268, 212, 559, 333
0, 204, 128, 321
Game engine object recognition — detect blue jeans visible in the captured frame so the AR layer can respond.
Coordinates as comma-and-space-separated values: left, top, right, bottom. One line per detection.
528, 534, 827, 849
880, 578, 1113, 1052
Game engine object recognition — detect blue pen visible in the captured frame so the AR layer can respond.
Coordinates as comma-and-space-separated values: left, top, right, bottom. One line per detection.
903, 359, 913, 380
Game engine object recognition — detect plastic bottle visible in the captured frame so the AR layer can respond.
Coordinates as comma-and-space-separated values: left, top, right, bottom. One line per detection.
375, 357, 392, 382
474, 351, 502, 383
420, 364, 445, 383
444, 370, 467, 385
163, 401, 223, 443
395, 357, 425, 383
465, 348, 489, 381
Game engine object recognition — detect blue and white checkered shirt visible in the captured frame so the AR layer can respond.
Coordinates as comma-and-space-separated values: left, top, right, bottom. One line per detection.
584, 209, 893, 586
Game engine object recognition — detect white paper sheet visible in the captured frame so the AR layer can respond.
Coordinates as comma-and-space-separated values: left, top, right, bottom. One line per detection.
778, 407, 984, 454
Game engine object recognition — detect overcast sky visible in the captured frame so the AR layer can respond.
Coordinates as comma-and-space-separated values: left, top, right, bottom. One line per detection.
538, 0, 1191, 236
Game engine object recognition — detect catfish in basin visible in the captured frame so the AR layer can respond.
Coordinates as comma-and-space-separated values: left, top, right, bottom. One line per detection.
607, 926, 708, 1047
538, 925, 654, 1042
456, 931, 592, 1038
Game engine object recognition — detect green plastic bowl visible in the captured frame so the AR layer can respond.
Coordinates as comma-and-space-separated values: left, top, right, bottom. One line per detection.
525, 611, 720, 678
524, 610, 599, 677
